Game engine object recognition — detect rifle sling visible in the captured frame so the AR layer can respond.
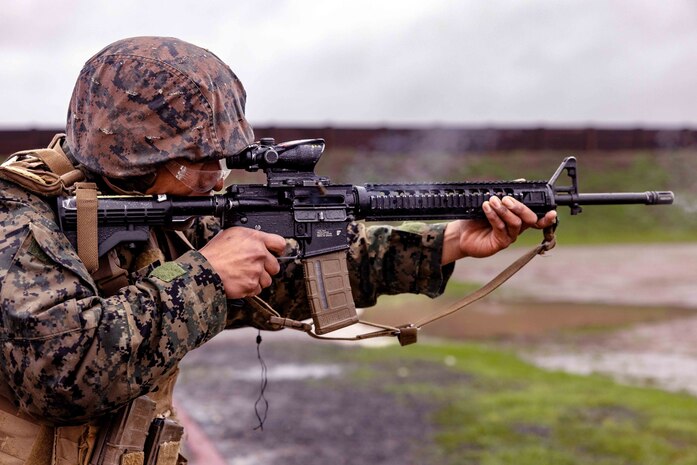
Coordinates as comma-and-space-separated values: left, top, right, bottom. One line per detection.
75, 182, 100, 274
410, 232, 556, 330
269, 226, 557, 346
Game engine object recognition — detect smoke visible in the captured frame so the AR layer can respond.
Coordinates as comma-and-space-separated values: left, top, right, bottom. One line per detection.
673, 192, 697, 214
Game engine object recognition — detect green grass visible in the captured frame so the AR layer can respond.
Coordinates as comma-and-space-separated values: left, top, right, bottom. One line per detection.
346, 342, 697, 465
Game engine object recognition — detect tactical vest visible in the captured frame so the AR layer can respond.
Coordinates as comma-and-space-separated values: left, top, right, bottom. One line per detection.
0, 135, 186, 465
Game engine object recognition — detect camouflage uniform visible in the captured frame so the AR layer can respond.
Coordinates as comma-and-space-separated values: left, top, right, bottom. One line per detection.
0, 36, 454, 463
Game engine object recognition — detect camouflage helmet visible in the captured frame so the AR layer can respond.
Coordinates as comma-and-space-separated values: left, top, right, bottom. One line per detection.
66, 36, 254, 178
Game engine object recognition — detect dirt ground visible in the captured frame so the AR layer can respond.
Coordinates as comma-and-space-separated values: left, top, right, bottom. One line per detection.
174, 243, 697, 464
450, 243, 697, 309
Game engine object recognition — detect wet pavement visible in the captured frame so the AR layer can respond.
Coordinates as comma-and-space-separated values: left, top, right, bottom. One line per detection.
524, 310, 697, 396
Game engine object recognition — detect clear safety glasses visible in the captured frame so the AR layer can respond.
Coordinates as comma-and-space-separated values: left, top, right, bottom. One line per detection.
165, 159, 231, 193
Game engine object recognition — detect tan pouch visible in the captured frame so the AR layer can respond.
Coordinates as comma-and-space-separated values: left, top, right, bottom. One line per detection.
89, 396, 156, 465
54, 424, 99, 465
0, 395, 53, 465
143, 418, 183, 465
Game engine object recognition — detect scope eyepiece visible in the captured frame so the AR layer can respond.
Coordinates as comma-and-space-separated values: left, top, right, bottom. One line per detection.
226, 141, 280, 170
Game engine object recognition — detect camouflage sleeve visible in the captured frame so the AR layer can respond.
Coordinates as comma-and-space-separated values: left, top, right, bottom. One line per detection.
345, 221, 455, 306
259, 221, 455, 322
182, 215, 222, 248
0, 200, 227, 424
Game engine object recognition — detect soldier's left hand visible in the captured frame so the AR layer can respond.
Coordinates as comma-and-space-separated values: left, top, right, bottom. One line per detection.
442, 196, 557, 263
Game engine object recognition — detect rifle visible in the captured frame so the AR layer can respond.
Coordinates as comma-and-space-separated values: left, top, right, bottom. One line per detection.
57, 138, 674, 339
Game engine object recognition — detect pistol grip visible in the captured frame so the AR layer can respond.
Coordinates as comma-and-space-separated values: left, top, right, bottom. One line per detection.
303, 251, 359, 334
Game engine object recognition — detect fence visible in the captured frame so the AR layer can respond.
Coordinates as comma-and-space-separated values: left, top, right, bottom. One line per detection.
1, 126, 696, 156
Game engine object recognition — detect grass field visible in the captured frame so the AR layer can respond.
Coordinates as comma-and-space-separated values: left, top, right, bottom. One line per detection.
347, 342, 697, 465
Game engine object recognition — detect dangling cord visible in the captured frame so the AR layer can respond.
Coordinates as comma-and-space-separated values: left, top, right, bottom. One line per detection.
253, 330, 269, 431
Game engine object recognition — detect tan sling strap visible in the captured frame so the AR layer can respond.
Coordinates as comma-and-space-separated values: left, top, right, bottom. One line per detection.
75, 182, 100, 273
269, 226, 557, 346
92, 249, 130, 297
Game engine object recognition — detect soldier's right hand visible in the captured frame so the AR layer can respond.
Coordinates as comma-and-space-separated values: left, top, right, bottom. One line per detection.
199, 227, 286, 299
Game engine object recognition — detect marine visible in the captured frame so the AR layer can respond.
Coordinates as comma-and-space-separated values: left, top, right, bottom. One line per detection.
0, 36, 556, 464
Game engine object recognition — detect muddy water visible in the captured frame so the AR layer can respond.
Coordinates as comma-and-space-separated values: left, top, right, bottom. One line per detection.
526, 350, 697, 395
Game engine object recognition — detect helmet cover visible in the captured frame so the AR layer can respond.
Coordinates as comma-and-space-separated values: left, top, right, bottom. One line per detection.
67, 36, 254, 177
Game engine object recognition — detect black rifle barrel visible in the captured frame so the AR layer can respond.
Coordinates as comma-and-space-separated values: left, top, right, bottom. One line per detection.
555, 191, 675, 206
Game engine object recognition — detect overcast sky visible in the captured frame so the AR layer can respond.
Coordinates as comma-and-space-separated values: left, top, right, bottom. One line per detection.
2, 0, 696, 128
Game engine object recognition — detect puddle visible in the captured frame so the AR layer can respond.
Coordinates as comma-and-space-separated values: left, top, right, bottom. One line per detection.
262, 363, 343, 381
526, 351, 697, 396
186, 363, 344, 383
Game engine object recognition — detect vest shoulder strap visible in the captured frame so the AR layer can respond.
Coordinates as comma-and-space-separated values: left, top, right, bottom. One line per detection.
0, 133, 85, 197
